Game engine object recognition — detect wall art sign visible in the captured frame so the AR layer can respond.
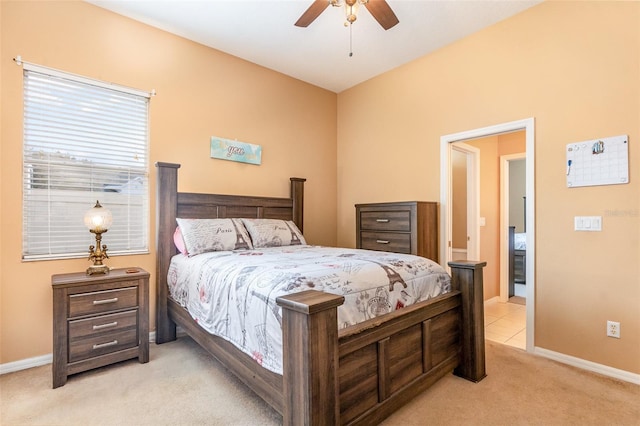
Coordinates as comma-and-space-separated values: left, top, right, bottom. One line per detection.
210, 136, 262, 165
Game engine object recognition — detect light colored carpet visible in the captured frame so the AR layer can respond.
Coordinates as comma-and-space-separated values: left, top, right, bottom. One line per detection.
1, 337, 638, 425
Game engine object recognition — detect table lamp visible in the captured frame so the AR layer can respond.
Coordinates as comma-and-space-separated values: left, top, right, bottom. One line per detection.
84, 200, 112, 275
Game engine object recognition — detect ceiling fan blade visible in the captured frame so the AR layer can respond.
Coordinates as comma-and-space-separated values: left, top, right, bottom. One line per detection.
365, 0, 399, 30
295, 0, 329, 27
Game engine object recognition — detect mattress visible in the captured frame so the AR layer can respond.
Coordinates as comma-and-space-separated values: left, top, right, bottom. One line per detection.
167, 245, 451, 374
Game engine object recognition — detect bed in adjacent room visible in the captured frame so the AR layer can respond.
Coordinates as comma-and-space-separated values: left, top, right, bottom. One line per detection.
508, 226, 526, 298
155, 162, 487, 425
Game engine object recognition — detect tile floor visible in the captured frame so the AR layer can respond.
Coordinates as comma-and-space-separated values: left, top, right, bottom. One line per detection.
484, 299, 526, 350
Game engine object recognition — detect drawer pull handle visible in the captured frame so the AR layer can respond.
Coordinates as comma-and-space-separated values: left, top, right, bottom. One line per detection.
376, 219, 390, 223
92, 321, 118, 331
376, 240, 390, 244
93, 297, 118, 305
92, 340, 118, 350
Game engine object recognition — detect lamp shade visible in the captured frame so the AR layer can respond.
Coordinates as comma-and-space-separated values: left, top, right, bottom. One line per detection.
84, 200, 113, 232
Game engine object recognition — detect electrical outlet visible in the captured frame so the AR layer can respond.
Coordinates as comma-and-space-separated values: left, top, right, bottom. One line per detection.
607, 321, 620, 338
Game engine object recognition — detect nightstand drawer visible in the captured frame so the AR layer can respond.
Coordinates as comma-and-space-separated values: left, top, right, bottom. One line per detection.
69, 287, 137, 317
69, 328, 138, 363
360, 211, 411, 231
360, 231, 411, 254
69, 310, 138, 339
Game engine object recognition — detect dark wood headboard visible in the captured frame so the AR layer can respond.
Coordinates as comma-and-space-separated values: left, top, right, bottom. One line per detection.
154, 162, 306, 342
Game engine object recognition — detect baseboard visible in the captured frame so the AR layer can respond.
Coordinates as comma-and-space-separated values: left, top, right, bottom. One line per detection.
1, 331, 158, 375
451, 248, 468, 261
0, 354, 53, 375
484, 296, 500, 304
535, 347, 640, 385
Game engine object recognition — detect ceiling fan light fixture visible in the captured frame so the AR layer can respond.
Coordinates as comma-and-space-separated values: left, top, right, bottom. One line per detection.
344, 0, 368, 25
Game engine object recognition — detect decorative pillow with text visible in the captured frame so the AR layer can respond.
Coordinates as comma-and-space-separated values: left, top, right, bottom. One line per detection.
176, 218, 253, 256
241, 218, 306, 248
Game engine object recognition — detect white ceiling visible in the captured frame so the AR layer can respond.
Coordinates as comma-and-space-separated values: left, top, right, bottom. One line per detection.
86, 0, 540, 93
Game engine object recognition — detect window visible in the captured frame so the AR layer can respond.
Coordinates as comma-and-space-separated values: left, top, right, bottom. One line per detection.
22, 64, 150, 260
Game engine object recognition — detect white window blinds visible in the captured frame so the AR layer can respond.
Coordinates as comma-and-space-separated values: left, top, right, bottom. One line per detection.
22, 66, 150, 260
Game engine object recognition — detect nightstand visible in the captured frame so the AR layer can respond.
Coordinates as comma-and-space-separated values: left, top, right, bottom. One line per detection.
52, 268, 149, 388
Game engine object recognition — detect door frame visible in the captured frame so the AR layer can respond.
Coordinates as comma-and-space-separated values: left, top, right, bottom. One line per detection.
440, 117, 535, 352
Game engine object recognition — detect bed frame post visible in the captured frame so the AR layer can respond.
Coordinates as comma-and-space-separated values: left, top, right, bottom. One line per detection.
155, 162, 180, 344
448, 260, 487, 382
290, 177, 306, 233
276, 290, 345, 426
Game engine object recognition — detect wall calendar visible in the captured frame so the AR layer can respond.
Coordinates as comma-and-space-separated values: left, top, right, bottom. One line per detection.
566, 135, 628, 188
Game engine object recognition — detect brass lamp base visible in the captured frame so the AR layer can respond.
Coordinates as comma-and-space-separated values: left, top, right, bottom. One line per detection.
87, 227, 110, 276
86, 264, 110, 275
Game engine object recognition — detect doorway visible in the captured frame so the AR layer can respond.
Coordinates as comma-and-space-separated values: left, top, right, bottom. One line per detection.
440, 118, 535, 353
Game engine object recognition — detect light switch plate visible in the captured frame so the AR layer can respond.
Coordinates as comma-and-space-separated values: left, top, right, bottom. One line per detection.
575, 216, 602, 231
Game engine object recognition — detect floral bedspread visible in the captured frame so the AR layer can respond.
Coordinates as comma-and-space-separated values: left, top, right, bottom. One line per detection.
167, 245, 451, 374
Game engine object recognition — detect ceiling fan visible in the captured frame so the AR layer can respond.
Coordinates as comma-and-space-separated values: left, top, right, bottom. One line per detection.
295, 0, 399, 30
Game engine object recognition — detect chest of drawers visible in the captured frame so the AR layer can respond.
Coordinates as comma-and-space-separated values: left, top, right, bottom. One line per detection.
52, 268, 149, 388
356, 201, 438, 262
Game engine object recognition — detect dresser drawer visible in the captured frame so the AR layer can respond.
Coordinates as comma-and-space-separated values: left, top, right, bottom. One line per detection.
69, 310, 138, 340
69, 287, 138, 318
360, 211, 411, 232
356, 201, 438, 261
514, 250, 526, 283
360, 231, 411, 254
69, 328, 138, 363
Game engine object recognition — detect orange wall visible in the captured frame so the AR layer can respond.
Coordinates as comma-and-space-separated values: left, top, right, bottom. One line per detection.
337, 2, 639, 373
0, 1, 337, 364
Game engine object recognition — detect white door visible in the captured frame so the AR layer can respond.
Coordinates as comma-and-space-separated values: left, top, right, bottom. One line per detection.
450, 143, 480, 262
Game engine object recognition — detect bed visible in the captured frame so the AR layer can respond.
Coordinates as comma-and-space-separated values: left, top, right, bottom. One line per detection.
508, 226, 526, 297
155, 162, 487, 425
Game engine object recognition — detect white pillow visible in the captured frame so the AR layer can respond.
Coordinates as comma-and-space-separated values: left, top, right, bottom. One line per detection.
176, 218, 253, 256
241, 219, 306, 248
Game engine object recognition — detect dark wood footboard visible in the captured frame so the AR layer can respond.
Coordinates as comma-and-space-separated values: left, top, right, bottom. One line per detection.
277, 261, 486, 426
450, 260, 487, 382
